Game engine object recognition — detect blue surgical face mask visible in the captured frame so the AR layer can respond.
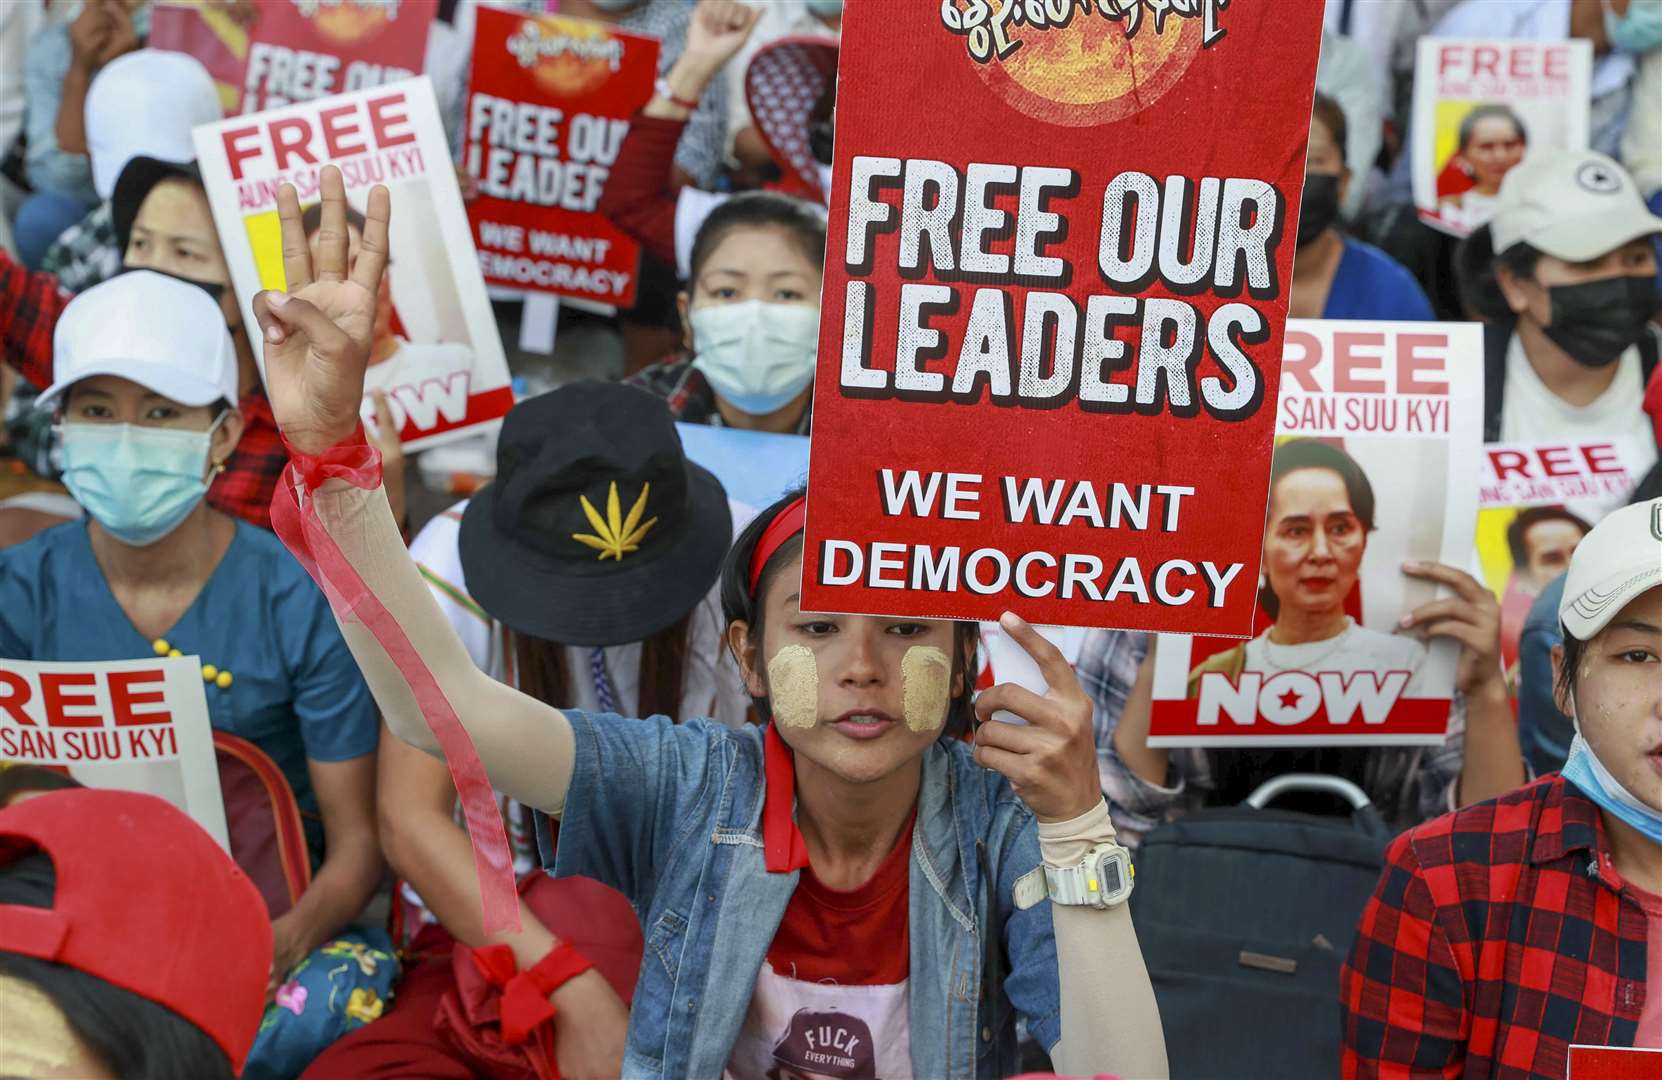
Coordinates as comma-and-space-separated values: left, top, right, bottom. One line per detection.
1605, 0, 1662, 53
60, 420, 221, 547
1561, 733, 1662, 846
690, 300, 820, 416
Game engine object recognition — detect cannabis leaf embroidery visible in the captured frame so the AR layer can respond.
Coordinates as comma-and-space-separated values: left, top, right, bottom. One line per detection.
572, 481, 657, 561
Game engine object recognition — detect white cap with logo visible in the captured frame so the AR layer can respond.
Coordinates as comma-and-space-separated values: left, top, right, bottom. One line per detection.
1560, 498, 1662, 642
85, 49, 223, 201
38, 271, 239, 413
1490, 149, 1662, 263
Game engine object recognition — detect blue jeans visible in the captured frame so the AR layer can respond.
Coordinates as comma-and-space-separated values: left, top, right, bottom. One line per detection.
13, 189, 93, 269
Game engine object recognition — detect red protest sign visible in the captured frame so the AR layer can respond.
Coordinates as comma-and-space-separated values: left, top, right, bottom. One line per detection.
148, 1, 250, 114
462, 9, 659, 306
1567, 1046, 1662, 1080
798, 0, 1325, 635
239, 0, 435, 114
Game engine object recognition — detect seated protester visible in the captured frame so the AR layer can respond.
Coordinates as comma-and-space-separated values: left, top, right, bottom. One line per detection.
1288, 94, 1435, 322
1454, 149, 1662, 466
252, 166, 1169, 1078
13, 0, 145, 268
45, 48, 223, 295
625, 192, 824, 435
1, 148, 293, 529
0, 271, 386, 1074
0, 788, 272, 1080
1341, 497, 1662, 1076
305, 383, 745, 1078
1084, 441, 1526, 847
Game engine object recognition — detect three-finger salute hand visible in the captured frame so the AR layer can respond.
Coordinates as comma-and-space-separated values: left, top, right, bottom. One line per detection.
255, 165, 390, 458
972, 612, 1102, 823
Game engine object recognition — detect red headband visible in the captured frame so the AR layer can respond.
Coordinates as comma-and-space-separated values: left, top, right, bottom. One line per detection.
748, 495, 807, 596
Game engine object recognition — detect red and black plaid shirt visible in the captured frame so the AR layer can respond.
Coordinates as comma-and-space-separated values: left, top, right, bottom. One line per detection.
1, 252, 287, 529
1342, 775, 1648, 1079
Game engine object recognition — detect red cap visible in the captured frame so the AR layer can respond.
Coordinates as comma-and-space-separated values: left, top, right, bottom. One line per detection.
0, 789, 273, 1070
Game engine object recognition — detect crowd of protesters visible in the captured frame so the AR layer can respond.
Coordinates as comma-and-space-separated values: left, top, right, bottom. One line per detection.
0, 0, 1660, 1078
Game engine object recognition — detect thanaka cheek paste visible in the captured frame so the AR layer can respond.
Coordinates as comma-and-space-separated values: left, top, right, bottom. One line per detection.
768, 645, 819, 729
902, 646, 951, 733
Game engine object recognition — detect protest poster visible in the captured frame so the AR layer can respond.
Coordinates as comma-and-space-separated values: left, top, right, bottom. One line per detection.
797, 0, 1326, 636
1411, 37, 1592, 237
463, 7, 659, 306
240, 0, 435, 115
149, 0, 251, 113
1567, 1046, 1662, 1080
1476, 439, 1644, 682
194, 77, 515, 450
1147, 320, 1485, 748
0, 657, 229, 850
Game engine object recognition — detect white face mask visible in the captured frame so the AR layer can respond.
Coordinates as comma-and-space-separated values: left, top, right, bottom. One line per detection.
689, 300, 820, 417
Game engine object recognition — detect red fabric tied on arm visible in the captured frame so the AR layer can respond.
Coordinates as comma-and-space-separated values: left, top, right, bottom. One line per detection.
268, 425, 521, 935
763, 724, 811, 874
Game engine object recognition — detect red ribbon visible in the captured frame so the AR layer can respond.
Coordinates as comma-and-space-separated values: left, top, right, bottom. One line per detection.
762, 724, 810, 874
469, 942, 594, 1046
268, 427, 521, 936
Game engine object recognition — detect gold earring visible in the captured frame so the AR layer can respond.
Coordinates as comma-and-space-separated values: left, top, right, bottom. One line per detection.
213, 461, 227, 474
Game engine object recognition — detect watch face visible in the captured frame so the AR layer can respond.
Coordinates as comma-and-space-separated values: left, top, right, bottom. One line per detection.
1099, 861, 1123, 895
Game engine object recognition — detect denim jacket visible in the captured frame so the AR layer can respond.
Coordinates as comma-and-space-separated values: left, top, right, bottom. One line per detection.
537, 711, 1063, 1079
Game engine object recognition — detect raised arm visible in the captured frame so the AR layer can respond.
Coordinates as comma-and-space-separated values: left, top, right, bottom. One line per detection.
252, 166, 574, 816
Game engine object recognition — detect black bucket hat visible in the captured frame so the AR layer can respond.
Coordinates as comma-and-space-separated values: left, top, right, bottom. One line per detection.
113, 156, 204, 255
458, 382, 732, 647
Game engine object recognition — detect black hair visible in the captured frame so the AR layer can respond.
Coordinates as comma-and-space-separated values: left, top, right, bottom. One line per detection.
1506, 506, 1591, 567
1310, 92, 1348, 168
1259, 440, 1376, 619
0, 765, 80, 807
300, 200, 369, 238
720, 489, 978, 737
806, 70, 837, 167
0, 852, 234, 1080
686, 192, 827, 288
1454, 225, 1543, 321
1458, 103, 1527, 153
1555, 630, 1586, 712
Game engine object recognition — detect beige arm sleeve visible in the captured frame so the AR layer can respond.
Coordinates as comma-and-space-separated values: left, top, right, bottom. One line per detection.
1040, 799, 1169, 1080
309, 478, 576, 815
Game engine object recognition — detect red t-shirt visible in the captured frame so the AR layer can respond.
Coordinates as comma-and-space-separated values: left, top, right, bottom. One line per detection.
726, 732, 918, 1078
1625, 879, 1662, 1049
766, 812, 913, 985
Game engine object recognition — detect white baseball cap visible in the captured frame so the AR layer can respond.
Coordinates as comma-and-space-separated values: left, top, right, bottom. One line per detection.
1560, 498, 1662, 642
1490, 150, 1662, 263
38, 271, 238, 413
86, 50, 223, 201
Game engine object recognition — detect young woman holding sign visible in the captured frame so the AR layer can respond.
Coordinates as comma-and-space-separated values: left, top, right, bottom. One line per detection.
255, 165, 1168, 1079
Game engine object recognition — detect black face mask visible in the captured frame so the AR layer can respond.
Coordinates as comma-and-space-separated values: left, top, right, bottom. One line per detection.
1296, 173, 1341, 249
1542, 274, 1662, 368
119, 263, 227, 306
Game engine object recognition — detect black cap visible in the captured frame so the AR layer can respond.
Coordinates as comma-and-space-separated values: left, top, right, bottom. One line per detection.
458, 382, 731, 647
